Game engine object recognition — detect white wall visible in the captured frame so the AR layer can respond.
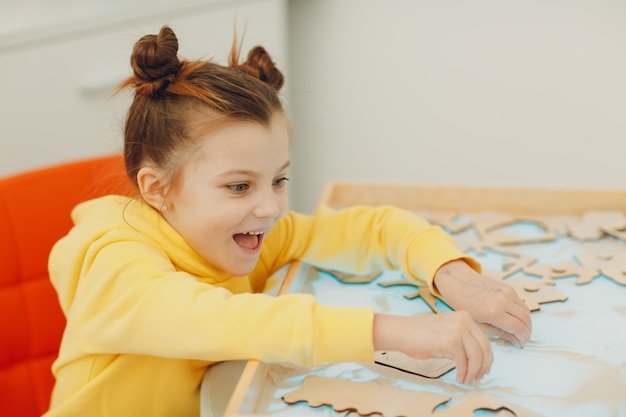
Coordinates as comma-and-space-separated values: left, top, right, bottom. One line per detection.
287, 0, 626, 213
3, 0, 625, 214
0, 0, 288, 178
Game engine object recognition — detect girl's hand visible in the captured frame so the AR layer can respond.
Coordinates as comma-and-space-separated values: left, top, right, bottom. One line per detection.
433, 260, 532, 347
373, 312, 493, 385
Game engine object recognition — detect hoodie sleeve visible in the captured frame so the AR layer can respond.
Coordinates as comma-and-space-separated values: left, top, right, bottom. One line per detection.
64, 231, 374, 367
255, 205, 480, 295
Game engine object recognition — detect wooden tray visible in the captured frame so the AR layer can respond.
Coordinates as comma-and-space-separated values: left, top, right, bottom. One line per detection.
223, 181, 626, 417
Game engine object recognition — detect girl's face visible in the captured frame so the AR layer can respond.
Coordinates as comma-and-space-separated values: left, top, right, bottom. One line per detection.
163, 114, 290, 276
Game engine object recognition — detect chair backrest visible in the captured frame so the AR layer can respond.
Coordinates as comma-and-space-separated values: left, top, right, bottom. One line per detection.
0, 154, 134, 417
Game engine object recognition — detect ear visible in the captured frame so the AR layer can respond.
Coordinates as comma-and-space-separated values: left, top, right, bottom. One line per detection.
137, 166, 169, 211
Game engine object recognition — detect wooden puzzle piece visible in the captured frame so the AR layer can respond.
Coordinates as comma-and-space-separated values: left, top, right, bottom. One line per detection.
374, 351, 455, 379
283, 376, 530, 417
545, 214, 579, 237
481, 240, 625, 287
478, 244, 536, 281
420, 211, 472, 234
433, 394, 523, 417
522, 260, 599, 285
452, 234, 488, 254
597, 263, 626, 285
318, 268, 383, 284
567, 210, 626, 241
487, 253, 536, 281
378, 280, 441, 313
452, 239, 538, 280
474, 216, 556, 246
604, 224, 626, 242
505, 277, 568, 312
575, 250, 626, 286
282, 375, 450, 417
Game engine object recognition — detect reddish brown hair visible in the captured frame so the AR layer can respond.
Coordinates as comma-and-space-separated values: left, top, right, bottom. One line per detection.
117, 25, 285, 188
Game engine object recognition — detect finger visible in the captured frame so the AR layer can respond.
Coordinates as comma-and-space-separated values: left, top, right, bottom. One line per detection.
453, 348, 469, 385
449, 312, 491, 384
501, 331, 525, 348
460, 332, 486, 384
508, 291, 533, 325
508, 298, 533, 328
484, 307, 532, 346
479, 323, 521, 348
512, 294, 531, 311
474, 326, 494, 379
504, 306, 532, 345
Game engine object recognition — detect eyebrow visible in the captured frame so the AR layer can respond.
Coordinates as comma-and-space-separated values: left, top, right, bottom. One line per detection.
217, 161, 291, 178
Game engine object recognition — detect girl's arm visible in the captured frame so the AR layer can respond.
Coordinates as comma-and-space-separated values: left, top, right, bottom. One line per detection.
260, 205, 531, 348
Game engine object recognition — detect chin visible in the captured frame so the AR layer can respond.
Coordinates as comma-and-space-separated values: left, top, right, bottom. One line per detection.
224, 260, 259, 277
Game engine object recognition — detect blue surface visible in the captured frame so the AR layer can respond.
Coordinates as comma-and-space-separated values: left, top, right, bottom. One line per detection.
243, 214, 626, 416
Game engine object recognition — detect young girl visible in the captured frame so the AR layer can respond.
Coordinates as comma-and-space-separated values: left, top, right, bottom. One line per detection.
45, 25, 531, 417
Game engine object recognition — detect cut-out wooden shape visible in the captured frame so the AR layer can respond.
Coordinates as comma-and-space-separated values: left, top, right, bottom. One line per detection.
452, 233, 493, 254
546, 214, 580, 237
576, 250, 626, 286
480, 244, 536, 281
604, 224, 626, 242
596, 264, 626, 285
283, 376, 531, 417
505, 277, 568, 311
378, 280, 441, 313
567, 210, 626, 241
420, 211, 472, 234
374, 351, 456, 378
433, 394, 525, 417
487, 253, 537, 281
283, 375, 450, 417
318, 268, 382, 284
474, 216, 556, 246
523, 260, 599, 285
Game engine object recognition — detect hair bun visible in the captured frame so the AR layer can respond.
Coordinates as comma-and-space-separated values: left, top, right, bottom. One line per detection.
236, 46, 284, 91
129, 25, 182, 95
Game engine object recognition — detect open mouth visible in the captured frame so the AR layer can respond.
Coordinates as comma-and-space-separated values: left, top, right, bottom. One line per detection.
233, 231, 264, 251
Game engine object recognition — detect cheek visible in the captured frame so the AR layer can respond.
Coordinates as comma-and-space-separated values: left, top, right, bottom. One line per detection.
279, 191, 289, 215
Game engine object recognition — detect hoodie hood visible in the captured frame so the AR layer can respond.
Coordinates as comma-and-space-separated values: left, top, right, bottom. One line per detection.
48, 195, 230, 315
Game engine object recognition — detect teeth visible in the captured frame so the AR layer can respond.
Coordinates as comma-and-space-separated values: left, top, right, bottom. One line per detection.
243, 231, 264, 235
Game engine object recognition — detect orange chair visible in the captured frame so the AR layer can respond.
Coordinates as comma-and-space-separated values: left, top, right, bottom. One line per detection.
0, 154, 133, 417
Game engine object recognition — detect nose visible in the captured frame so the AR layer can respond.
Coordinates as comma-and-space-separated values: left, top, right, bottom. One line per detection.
253, 187, 283, 219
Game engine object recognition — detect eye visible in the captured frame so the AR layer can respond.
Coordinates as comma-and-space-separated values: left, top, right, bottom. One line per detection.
229, 183, 249, 193
273, 177, 289, 189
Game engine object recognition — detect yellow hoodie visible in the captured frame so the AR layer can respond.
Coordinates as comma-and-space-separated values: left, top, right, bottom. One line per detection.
45, 195, 477, 417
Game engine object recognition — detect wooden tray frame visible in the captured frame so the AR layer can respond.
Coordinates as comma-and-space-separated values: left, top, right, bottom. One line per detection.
223, 180, 626, 416
316, 181, 626, 214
